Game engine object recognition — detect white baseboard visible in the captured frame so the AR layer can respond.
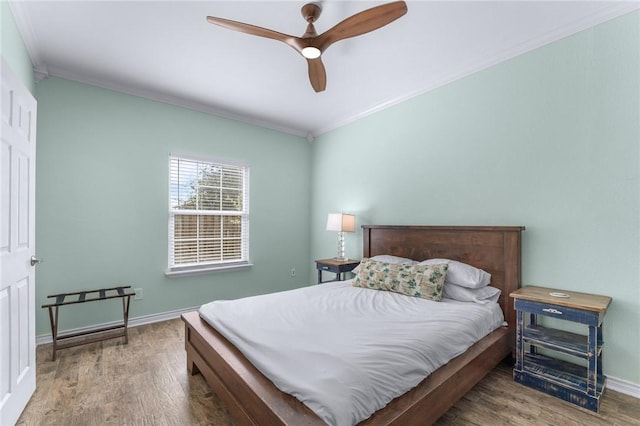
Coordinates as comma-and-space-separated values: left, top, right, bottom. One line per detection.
35, 305, 199, 346
35, 309, 640, 400
607, 375, 640, 399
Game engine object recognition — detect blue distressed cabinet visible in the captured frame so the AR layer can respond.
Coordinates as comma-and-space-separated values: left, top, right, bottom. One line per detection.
510, 286, 611, 412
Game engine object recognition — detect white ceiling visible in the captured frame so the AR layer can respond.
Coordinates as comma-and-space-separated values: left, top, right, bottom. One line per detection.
9, 1, 639, 138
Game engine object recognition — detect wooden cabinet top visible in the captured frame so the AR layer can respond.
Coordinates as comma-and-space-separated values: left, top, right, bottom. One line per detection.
315, 258, 360, 267
510, 286, 611, 313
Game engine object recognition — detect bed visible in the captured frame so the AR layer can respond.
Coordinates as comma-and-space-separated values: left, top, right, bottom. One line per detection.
181, 225, 524, 425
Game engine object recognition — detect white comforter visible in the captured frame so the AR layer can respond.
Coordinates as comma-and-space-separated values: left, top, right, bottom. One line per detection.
199, 280, 505, 426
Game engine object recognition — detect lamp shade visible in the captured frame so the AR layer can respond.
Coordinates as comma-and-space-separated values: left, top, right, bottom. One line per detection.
326, 213, 356, 233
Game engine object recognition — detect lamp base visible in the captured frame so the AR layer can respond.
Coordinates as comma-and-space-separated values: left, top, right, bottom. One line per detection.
336, 232, 346, 261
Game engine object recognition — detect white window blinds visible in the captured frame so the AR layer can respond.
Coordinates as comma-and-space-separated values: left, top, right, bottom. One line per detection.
168, 155, 249, 272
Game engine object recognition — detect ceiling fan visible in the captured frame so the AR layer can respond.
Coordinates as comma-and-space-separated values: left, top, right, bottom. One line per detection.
206, 1, 408, 93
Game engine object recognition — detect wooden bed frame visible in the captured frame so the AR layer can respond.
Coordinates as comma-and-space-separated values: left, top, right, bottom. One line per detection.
182, 225, 524, 425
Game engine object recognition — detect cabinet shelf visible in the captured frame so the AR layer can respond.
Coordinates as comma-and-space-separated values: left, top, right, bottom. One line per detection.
520, 353, 605, 395
523, 324, 603, 359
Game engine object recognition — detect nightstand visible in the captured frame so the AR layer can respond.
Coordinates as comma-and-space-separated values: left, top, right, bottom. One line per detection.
315, 259, 360, 284
510, 286, 611, 412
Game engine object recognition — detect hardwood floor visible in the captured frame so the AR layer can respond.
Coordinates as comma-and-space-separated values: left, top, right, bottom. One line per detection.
18, 318, 639, 425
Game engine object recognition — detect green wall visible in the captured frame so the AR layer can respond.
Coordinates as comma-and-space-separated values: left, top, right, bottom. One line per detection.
311, 12, 639, 384
35, 77, 312, 332
1, 0, 34, 91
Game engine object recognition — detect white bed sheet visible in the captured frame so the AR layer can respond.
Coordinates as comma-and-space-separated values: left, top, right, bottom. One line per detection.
199, 280, 505, 426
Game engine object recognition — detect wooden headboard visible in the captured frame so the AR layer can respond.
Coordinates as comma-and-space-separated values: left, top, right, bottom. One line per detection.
362, 225, 525, 328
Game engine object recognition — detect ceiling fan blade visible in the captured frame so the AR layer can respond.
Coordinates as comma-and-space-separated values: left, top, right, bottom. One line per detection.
316, 1, 408, 52
307, 58, 327, 92
207, 16, 301, 51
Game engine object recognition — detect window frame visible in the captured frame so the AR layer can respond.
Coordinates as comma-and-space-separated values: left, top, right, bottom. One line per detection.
166, 154, 251, 277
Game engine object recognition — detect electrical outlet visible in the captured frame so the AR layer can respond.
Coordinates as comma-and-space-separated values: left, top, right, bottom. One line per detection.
134, 288, 143, 300
290, 268, 296, 277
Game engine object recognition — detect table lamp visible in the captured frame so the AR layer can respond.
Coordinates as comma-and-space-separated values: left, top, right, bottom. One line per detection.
326, 213, 355, 260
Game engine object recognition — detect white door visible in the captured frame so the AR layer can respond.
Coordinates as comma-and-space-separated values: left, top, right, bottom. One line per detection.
0, 58, 37, 426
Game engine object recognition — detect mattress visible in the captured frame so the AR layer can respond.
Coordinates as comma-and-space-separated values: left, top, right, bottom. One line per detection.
199, 280, 505, 426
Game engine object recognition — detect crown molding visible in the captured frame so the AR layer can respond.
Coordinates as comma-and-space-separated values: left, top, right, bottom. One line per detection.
311, 2, 640, 137
10, 1, 639, 140
8, 0, 307, 138
44, 66, 309, 138
7, 1, 47, 77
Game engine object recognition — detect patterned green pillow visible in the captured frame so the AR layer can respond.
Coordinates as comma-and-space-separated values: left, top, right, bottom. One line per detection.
352, 258, 448, 301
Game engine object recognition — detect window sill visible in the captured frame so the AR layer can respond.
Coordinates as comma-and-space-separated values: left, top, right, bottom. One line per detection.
165, 262, 253, 278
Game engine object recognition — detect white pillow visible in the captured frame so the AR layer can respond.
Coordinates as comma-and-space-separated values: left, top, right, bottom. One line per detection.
352, 255, 417, 274
443, 284, 501, 304
418, 259, 491, 288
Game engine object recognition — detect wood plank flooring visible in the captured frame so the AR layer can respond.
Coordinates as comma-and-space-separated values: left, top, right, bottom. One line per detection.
18, 318, 639, 425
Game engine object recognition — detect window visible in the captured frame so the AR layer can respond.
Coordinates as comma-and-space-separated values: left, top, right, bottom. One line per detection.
167, 155, 250, 275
